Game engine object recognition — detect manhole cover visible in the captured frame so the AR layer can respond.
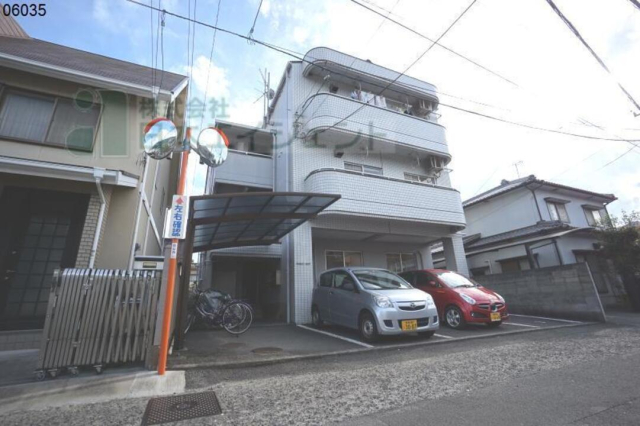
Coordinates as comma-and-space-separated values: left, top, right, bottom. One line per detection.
141, 391, 222, 425
251, 347, 283, 355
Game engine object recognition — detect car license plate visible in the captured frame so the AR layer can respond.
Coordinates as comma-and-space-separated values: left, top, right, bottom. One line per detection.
490, 312, 501, 321
401, 320, 418, 331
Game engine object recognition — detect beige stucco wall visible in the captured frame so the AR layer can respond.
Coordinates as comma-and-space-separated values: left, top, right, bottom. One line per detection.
0, 67, 185, 269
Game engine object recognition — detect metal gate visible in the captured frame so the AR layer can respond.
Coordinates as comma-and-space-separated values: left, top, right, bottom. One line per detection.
36, 269, 162, 378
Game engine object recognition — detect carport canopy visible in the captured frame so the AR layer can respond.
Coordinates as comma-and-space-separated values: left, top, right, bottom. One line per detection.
187, 192, 341, 253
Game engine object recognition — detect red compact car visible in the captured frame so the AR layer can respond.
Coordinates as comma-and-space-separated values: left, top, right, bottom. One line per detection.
400, 269, 508, 329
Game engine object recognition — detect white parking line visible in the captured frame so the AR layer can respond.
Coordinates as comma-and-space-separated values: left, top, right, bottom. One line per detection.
502, 322, 539, 328
434, 333, 454, 339
510, 314, 584, 324
297, 325, 374, 348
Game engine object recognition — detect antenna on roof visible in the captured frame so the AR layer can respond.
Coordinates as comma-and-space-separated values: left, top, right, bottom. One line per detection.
252, 68, 272, 127
513, 160, 523, 178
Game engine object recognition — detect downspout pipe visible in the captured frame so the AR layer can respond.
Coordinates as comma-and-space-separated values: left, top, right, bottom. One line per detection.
89, 168, 107, 269
128, 154, 150, 270
525, 182, 544, 222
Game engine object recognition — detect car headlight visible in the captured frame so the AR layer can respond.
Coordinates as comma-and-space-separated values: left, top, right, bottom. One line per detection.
460, 293, 476, 305
495, 293, 505, 302
374, 296, 393, 308
425, 295, 436, 309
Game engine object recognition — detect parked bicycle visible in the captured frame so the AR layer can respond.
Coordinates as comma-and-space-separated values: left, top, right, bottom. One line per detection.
185, 288, 253, 335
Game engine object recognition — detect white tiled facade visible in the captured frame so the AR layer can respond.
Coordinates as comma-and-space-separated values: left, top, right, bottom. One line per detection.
267, 48, 469, 324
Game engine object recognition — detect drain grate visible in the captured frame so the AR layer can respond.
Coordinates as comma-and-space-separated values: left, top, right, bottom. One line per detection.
141, 391, 222, 425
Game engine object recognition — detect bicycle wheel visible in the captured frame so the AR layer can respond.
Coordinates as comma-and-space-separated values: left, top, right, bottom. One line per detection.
222, 302, 253, 335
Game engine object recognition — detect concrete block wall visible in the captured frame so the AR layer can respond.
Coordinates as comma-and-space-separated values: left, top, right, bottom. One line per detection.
474, 263, 606, 322
75, 185, 113, 268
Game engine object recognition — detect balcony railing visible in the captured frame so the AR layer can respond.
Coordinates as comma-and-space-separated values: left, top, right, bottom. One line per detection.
302, 47, 438, 102
298, 93, 450, 158
304, 168, 465, 227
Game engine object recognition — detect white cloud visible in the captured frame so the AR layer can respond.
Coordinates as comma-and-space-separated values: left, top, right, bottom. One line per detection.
92, 0, 110, 23
183, 55, 230, 99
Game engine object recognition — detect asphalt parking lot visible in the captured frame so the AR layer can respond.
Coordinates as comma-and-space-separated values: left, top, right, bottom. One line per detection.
299, 314, 586, 348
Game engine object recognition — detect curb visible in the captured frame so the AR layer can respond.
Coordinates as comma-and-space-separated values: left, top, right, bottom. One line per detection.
170, 321, 596, 371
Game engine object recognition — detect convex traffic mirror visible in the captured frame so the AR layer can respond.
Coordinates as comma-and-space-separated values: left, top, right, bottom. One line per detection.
143, 118, 178, 160
197, 127, 229, 168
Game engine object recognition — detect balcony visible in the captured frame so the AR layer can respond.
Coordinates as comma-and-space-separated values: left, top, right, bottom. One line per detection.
302, 47, 438, 102
213, 150, 273, 189
298, 93, 450, 159
304, 168, 465, 228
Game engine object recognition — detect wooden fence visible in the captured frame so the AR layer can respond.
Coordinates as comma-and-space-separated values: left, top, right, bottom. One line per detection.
36, 269, 162, 378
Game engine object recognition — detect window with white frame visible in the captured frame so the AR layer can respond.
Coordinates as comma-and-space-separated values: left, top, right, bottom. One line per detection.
326, 250, 363, 269
344, 162, 383, 176
584, 207, 606, 226
386, 253, 418, 273
404, 172, 436, 184
0, 86, 101, 151
547, 201, 570, 223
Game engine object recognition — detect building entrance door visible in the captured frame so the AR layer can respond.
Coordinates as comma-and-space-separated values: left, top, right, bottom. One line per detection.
0, 187, 88, 330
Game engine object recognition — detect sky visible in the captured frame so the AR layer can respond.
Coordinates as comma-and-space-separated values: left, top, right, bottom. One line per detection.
17, 0, 640, 217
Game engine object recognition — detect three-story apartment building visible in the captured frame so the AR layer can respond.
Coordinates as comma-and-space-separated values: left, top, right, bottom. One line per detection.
204, 47, 468, 324
0, 16, 188, 329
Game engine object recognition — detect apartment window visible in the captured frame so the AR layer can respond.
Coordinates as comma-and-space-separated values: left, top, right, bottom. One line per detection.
386, 253, 418, 273
404, 172, 436, 184
584, 207, 606, 227
344, 162, 383, 176
547, 201, 570, 223
0, 87, 101, 151
326, 251, 363, 269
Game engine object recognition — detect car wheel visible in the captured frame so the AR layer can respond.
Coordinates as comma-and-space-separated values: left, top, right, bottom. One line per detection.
445, 306, 466, 329
487, 321, 502, 328
359, 312, 378, 343
420, 330, 435, 339
312, 306, 323, 327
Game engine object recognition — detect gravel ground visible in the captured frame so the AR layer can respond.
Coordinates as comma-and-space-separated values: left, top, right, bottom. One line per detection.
2, 324, 640, 425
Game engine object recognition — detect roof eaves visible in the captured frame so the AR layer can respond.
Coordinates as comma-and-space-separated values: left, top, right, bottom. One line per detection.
0, 50, 185, 101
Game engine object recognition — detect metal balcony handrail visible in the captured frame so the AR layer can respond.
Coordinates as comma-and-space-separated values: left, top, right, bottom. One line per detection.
227, 148, 273, 159
302, 47, 439, 99
298, 92, 445, 129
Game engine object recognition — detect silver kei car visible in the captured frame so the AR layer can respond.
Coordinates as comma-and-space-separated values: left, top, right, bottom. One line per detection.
311, 267, 439, 342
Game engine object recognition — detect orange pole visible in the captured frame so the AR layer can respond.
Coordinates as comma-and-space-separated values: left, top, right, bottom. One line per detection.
158, 128, 191, 375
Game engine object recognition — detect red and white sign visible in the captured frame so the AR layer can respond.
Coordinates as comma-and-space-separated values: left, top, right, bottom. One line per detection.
163, 195, 189, 240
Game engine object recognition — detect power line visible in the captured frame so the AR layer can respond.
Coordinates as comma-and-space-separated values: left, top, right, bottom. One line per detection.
200, 0, 223, 130
596, 144, 637, 170
248, 0, 264, 41
629, 0, 640, 11
544, 0, 640, 115
438, 102, 640, 144
125, 0, 640, 144
349, 0, 519, 88
319, 0, 480, 136
149, 0, 155, 108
